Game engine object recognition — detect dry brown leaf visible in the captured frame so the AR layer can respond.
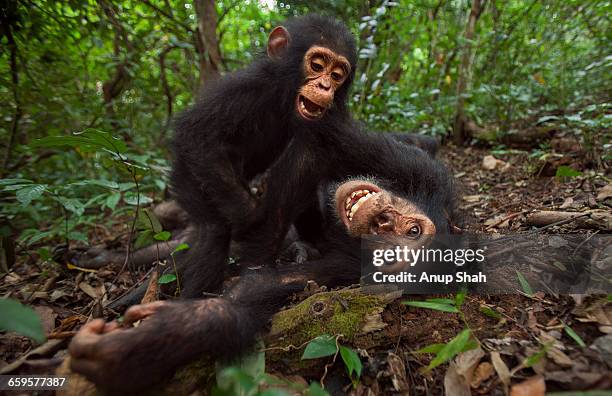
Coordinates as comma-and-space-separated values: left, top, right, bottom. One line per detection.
509, 375, 545, 396
78, 281, 106, 301
470, 361, 493, 389
463, 194, 484, 203
140, 270, 160, 305
491, 351, 511, 394
482, 155, 507, 170
33, 306, 57, 334
386, 352, 409, 392
596, 183, 612, 201
444, 347, 485, 396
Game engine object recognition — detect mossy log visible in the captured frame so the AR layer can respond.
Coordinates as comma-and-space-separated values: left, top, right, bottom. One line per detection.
57, 286, 402, 396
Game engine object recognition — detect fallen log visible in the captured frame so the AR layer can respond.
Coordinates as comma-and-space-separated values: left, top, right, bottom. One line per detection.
526, 210, 611, 231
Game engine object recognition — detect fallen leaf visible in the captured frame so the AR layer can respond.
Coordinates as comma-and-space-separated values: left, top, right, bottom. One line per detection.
444, 347, 485, 396
509, 375, 545, 396
491, 351, 511, 393
463, 195, 483, 203
546, 347, 573, 368
482, 155, 503, 170
141, 270, 160, 305
470, 361, 493, 389
78, 281, 105, 300
50, 289, 72, 302
596, 183, 612, 201
33, 306, 56, 334
386, 352, 409, 392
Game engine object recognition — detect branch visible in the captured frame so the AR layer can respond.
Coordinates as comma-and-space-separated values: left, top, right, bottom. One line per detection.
140, 0, 193, 33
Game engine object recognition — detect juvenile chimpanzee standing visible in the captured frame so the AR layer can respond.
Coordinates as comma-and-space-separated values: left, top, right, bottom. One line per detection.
171, 15, 357, 296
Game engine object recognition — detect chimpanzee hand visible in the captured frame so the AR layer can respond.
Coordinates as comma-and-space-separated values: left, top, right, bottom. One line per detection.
69, 300, 222, 392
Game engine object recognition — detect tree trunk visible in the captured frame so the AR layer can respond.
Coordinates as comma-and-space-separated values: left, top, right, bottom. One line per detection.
453, 0, 485, 145
1, 5, 22, 174
193, 0, 221, 85
99, 0, 133, 131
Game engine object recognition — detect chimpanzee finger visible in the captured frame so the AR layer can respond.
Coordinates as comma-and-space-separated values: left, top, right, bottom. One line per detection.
123, 301, 168, 325
68, 319, 106, 358
103, 321, 121, 333
70, 357, 102, 380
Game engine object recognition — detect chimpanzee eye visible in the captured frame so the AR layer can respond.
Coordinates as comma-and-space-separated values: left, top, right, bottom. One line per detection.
407, 225, 421, 238
311, 59, 325, 72
331, 71, 343, 81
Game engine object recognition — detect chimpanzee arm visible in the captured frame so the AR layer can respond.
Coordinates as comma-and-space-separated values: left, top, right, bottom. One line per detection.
69, 272, 305, 393
232, 135, 324, 263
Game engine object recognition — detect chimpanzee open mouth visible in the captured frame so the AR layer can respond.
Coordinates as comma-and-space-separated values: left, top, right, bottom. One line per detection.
297, 95, 326, 120
335, 182, 381, 227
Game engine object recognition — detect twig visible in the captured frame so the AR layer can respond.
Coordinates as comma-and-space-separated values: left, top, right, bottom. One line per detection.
485, 211, 524, 230
320, 334, 343, 388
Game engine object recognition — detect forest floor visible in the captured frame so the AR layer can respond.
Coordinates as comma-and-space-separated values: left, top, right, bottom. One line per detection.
0, 140, 611, 395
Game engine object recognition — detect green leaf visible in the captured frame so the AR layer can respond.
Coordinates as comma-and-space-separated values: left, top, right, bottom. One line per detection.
455, 291, 466, 308
215, 367, 256, 395
158, 274, 177, 284
134, 229, 154, 250
16, 184, 47, 206
516, 270, 534, 296
154, 231, 171, 241
479, 305, 502, 319
301, 334, 338, 360
339, 346, 362, 378
54, 196, 85, 216
259, 389, 292, 396
402, 300, 459, 313
425, 298, 455, 305
306, 382, 330, 396
0, 178, 33, 186
69, 179, 119, 189
136, 208, 163, 233
563, 324, 586, 347
414, 343, 445, 354
424, 328, 474, 372
556, 166, 582, 178
525, 348, 546, 367
172, 243, 190, 254
123, 192, 153, 206
30, 129, 127, 154
0, 299, 46, 343
67, 231, 88, 243
105, 193, 121, 210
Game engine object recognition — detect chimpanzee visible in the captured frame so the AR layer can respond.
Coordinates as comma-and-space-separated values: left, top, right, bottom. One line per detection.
171, 15, 357, 297
387, 132, 439, 157
69, 131, 458, 392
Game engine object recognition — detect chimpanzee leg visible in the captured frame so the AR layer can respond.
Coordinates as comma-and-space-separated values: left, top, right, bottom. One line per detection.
69, 272, 305, 393
177, 222, 231, 297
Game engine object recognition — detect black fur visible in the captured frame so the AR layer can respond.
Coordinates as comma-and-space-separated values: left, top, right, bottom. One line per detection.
170, 15, 357, 296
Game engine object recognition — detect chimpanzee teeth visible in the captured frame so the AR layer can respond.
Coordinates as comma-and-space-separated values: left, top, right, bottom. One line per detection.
345, 190, 378, 222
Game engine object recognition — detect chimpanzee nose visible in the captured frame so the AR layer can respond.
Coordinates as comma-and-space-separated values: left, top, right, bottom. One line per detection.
371, 213, 395, 234
319, 78, 331, 90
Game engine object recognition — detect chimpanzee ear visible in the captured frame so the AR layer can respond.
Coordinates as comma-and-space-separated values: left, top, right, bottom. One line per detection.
267, 26, 290, 60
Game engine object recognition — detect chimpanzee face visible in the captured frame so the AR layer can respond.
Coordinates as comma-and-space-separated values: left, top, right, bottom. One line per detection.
334, 179, 437, 239
295, 46, 351, 121
266, 24, 353, 121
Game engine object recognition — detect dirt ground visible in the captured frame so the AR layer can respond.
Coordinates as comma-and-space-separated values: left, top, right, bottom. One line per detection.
1, 142, 611, 395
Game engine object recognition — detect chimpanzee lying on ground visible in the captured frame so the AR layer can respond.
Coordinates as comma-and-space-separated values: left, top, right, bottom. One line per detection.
69, 133, 457, 392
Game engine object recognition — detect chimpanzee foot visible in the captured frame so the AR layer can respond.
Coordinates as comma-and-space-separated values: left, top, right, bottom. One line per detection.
282, 240, 322, 264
